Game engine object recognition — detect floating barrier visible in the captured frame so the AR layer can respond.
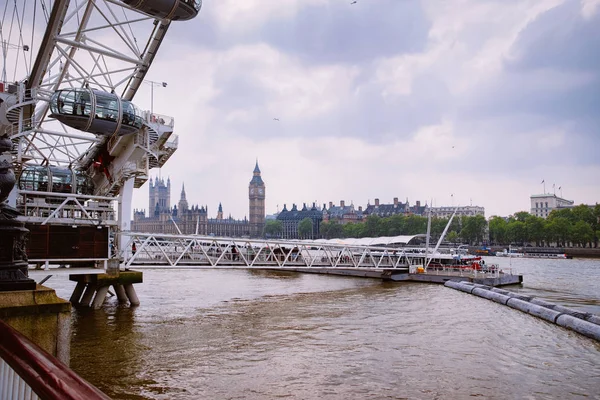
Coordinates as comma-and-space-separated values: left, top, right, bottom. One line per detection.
444, 280, 600, 341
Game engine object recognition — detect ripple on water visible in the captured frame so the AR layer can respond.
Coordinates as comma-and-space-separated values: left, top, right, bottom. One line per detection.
49, 267, 600, 400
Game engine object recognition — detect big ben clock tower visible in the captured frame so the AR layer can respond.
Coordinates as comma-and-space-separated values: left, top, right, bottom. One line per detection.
248, 160, 266, 237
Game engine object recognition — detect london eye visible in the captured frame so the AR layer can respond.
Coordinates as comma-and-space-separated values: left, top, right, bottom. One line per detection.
0, 0, 201, 261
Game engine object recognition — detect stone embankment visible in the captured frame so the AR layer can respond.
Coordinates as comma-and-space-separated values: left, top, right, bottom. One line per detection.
468, 246, 600, 259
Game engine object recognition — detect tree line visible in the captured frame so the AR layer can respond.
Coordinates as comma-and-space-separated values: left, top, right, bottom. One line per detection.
264, 203, 600, 248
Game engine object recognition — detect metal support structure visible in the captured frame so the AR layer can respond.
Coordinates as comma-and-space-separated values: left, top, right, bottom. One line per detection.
120, 232, 411, 271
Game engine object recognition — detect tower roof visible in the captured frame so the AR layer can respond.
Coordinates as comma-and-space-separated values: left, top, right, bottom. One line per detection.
250, 159, 264, 186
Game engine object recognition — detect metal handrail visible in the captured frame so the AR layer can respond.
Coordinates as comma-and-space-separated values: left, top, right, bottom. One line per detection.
0, 319, 110, 400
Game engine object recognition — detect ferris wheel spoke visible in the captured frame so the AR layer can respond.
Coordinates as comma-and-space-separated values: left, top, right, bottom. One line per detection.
2, 0, 202, 231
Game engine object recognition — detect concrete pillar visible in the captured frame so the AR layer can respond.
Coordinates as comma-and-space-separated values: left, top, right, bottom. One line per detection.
69, 281, 86, 305
91, 285, 109, 310
79, 284, 97, 307
0, 287, 71, 365
118, 177, 135, 258
113, 284, 128, 304
123, 284, 140, 306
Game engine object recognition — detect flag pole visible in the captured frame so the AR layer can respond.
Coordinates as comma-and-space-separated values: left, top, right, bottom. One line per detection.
542, 179, 546, 194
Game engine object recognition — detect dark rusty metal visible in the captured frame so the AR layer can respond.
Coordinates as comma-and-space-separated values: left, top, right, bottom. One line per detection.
0, 134, 36, 291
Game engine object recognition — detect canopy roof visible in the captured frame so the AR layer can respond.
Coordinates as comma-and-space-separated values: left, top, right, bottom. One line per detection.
312, 234, 425, 246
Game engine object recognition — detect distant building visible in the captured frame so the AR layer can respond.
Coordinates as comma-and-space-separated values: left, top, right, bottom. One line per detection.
363, 198, 427, 217
429, 205, 485, 219
132, 162, 266, 237
248, 160, 266, 237
277, 203, 323, 239
323, 200, 363, 224
530, 194, 574, 219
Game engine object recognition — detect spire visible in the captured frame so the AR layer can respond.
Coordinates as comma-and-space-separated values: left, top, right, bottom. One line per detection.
180, 183, 187, 200
250, 159, 264, 186
254, 158, 261, 174
217, 202, 223, 220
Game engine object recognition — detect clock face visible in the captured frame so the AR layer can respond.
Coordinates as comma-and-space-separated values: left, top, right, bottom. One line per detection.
259, 188, 264, 195
250, 188, 255, 194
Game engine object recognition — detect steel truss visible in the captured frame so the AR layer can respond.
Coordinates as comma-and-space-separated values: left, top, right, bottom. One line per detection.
2, 0, 175, 191
121, 233, 412, 271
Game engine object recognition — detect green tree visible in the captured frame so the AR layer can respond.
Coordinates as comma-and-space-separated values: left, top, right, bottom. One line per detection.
513, 211, 530, 222
459, 215, 487, 245
489, 216, 508, 245
572, 204, 595, 225
404, 214, 427, 235
320, 220, 343, 239
298, 218, 314, 239
430, 217, 448, 238
364, 215, 382, 237
342, 222, 364, 238
264, 219, 282, 238
387, 215, 406, 235
571, 221, 594, 247
545, 217, 571, 247
506, 220, 527, 245
524, 215, 545, 246
548, 208, 574, 222
446, 230, 459, 244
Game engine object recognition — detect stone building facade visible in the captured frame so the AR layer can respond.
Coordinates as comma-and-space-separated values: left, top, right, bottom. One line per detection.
277, 203, 323, 239
131, 163, 266, 237
530, 193, 574, 219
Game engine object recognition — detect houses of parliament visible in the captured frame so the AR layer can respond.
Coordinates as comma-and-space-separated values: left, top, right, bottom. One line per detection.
131, 162, 266, 237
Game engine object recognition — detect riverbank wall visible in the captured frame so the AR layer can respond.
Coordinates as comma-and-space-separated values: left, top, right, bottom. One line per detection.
468, 246, 600, 259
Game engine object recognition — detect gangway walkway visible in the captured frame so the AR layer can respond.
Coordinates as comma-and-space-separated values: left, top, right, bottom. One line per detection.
121, 232, 411, 273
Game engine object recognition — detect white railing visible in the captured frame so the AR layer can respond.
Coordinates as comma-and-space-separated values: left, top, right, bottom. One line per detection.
0, 319, 110, 399
0, 359, 40, 400
17, 190, 117, 225
120, 232, 412, 271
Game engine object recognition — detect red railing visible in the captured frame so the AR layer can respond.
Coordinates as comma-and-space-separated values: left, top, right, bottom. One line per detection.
0, 319, 111, 400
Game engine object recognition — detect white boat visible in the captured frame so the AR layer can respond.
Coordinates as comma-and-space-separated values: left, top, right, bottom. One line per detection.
495, 249, 525, 258
523, 252, 569, 259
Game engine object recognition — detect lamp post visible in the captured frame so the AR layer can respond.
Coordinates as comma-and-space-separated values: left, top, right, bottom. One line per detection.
144, 80, 167, 114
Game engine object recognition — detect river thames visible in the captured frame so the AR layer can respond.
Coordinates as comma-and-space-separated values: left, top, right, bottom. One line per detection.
45, 257, 600, 399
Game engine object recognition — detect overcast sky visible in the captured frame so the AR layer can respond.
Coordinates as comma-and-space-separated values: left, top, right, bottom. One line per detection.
130, 0, 600, 220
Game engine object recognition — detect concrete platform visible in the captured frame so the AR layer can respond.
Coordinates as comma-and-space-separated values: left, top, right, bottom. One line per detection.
28, 268, 106, 282
389, 271, 523, 286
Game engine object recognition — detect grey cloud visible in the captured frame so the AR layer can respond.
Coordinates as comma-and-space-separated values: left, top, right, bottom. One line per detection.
507, 1, 600, 72
256, 1, 430, 64
212, 68, 452, 143
457, 2, 600, 167
167, 1, 430, 65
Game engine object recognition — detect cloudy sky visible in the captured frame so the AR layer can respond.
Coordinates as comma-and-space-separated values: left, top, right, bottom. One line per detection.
130, 0, 600, 220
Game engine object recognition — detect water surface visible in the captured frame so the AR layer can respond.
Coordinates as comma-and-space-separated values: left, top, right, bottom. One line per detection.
45, 258, 600, 399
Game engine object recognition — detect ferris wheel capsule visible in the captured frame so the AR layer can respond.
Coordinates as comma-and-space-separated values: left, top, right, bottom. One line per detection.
19, 165, 94, 195
49, 88, 144, 137
121, 0, 202, 21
